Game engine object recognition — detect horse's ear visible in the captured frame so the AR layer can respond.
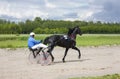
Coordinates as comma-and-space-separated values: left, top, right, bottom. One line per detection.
68, 28, 72, 30
76, 25, 79, 28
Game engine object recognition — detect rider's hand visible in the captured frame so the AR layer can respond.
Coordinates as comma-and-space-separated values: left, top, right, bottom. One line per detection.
40, 40, 43, 43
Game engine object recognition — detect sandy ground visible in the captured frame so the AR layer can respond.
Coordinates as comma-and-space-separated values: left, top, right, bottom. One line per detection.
0, 46, 120, 79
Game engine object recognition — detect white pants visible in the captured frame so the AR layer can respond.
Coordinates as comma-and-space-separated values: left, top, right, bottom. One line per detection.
31, 43, 48, 50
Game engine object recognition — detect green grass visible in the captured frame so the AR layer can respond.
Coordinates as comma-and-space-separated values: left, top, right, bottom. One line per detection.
0, 40, 27, 48
0, 34, 49, 48
69, 74, 120, 79
76, 34, 120, 46
0, 34, 120, 48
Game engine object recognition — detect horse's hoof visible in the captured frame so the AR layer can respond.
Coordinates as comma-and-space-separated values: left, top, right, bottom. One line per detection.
52, 60, 54, 62
52, 58, 54, 62
63, 61, 65, 63
62, 59, 65, 63
78, 55, 81, 59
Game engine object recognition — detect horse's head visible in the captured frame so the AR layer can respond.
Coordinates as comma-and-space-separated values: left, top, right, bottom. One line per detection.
68, 26, 82, 36
73, 26, 82, 36
67, 26, 82, 40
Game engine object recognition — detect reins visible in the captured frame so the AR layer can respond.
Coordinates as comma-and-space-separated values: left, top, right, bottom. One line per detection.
70, 28, 78, 40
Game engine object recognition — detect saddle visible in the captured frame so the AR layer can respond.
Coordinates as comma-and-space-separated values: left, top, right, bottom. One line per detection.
63, 35, 68, 39
63, 35, 74, 41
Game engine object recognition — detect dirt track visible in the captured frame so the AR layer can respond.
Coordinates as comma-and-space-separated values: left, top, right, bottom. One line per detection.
0, 46, 120, 79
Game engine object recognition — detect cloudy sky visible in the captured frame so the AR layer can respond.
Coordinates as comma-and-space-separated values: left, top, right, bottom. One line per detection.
0, 0, 120, 22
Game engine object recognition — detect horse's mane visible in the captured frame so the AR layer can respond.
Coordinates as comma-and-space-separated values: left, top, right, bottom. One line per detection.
67, 28, 73, 35
67, 26, 79, 35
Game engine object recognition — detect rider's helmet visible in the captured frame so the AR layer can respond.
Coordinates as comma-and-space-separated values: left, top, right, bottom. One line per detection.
30, 32, 35, 36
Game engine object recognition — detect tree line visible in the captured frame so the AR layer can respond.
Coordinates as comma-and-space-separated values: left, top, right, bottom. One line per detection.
0, 17, 120, 34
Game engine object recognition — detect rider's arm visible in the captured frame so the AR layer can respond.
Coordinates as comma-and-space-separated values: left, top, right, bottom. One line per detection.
28, 37, 42, 48
33, 38, 42, 44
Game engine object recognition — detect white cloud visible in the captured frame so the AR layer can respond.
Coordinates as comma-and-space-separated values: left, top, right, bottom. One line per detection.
0, 0, 120, 22
90, 0, 120, 22
45, 0, 56, 8
0, 0, 46, 20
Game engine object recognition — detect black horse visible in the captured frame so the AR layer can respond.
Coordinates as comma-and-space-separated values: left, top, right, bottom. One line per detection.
43, 26, 82, 62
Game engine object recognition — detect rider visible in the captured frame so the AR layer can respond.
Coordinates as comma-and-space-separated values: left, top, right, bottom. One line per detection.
28, 32, 48, 50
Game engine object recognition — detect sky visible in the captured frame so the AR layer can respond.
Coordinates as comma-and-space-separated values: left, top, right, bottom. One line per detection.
0, 0, 120, 23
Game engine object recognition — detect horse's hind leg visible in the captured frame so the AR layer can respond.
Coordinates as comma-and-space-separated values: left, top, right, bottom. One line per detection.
47, 45, 55, 62
72, 46, 81, 59
62, 48, 69, 63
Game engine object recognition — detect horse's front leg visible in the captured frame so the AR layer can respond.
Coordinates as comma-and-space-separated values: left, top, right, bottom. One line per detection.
72, 46, 81, 59
62, 48, 69, 63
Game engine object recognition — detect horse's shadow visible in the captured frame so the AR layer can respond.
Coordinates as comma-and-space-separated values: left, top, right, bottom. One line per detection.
54, 58, 90, 64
